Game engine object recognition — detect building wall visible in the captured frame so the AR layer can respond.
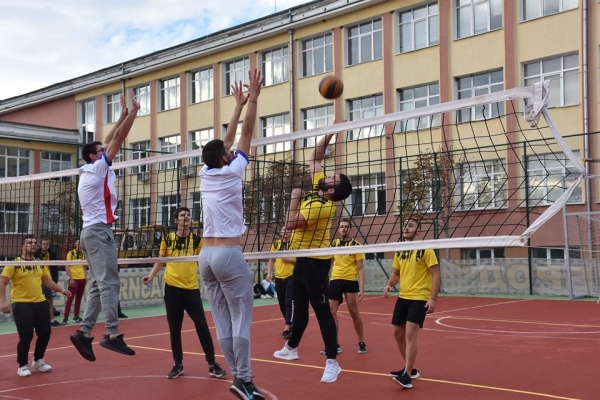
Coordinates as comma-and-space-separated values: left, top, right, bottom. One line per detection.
0, 95, 76, 129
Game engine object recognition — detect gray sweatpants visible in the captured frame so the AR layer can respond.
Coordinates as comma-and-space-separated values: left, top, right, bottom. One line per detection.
79, 223, 120, 335
198, 246, 254, 381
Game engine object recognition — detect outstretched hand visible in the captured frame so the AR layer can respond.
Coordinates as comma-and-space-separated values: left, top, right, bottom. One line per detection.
129, 88, 140, 111
245, 68, 264, 100
231, 80, 249, 107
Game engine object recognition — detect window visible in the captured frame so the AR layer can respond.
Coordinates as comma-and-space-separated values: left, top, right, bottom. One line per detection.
106, 93, 122, 123
365, 252, 385, 260
114, 200, 124, 229
262, 46, 289, 86
159, 135, 181, 170
399, 3, 439, 53
130, 141, 150, 174
260, 192, 286, 223
523, 0, 578, 21
456, 70, 504, 122
129, 198, 150, 229
458, 159, 507, 210
456, 0, 502, 39
111, 149, 125, 177
399, 168, 435, 213
189, 128, 214, 165
41, 151, 72, 182
348, 173, 386, 216
301, 34, 333, 77
225, 57, 249, 95
532, 246, 581, 259
80, 99, 95, 143
222, 122, 243, 151
527, 151, 582, 206
302, 104, 334, 147
466, 248, 505, 259
398, 83, 440, 131
133, 85, 150, 116
348, 94, 384, 140
160, 76, 180, 111
160, 195, 180, 227
40, 204, 70, 234
0, 203, 29, 233
260, 114, 291, 154
0, 146, 30, 177
524, 54, 579, 108
191, 67, 214, 103
348, 19, 382, 65
191, 192, 203, 222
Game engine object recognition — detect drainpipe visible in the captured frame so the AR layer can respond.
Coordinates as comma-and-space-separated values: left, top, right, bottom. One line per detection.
288, 23, 295, 163
582, 0, 592, 259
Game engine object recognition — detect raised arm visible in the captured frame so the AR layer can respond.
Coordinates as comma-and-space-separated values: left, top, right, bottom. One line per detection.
236, 69, 264, 156
103, 94, 128, 146
105, 88, 141, 162
308, 133, 334, 174
285, 188, 308, 231
223, 81, 249, 151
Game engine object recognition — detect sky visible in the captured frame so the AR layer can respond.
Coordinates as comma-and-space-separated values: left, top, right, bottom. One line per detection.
0, 0, 310, 100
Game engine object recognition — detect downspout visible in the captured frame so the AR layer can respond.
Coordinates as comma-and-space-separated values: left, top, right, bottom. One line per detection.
288, 11, 295, 163
582, 0, 592, 258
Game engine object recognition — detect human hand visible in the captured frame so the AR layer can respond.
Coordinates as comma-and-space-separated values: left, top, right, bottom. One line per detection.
129, 88, 140, 111
0, 301, 11, 314
383, 285, 392, 298
356, 291, 364, 302
231, 80, 249, 107
69, 279, 76, 287
266, 272, 272, 281
61, 289, 72, 297
142, 275, 152, 286
425, 298, 436, 313
245, 68, 264, 101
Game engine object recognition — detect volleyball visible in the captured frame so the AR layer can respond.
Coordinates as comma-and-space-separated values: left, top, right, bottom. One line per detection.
318, 75, 344, 99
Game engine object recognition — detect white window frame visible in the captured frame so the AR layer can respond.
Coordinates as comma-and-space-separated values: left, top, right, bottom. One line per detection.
189, 128, 214, 165
397, 83, 440, 132
347, 94, 384, 140
130, 141, 150, 174
522, 0, 578, 21
224, 57, 250, 95
456, 0, 502, 39
190, 192, 203, 222
527, 151, 582, 206
0, 202, 30, 233
302, 104, 334, 148
398, 2, 439, 53
0, 146, 30, 178
260, 114, 291, 154
40, 204, 71, 234
458, 159, 508, 210
132, 85, 150, 117
159, 194, 180, 227
106, 92, 121, 124
300, 33, 333, 77
159, 135, 181, 170
79, 99, 95, 143
465, 248, 505, 259
260, 192, 285, 223
191, 67, 214, 103
222, 122, 243, 151
523, 54, 579, 108
348, 173, 387, 216
262, 46, 289, 86
129, 198, 150, 229
41, 151, 72, 182
160, 76, 180, 111
456, 70, 504, 122
111, 149, 125, 177
532, 246, 581, 260
347, 18, 383, 66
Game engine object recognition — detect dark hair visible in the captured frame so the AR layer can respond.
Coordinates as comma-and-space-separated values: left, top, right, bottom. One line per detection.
22, 235, 36, 246
40, 237, 51, 243
172, 206, 190, 222
339, 218, 352, 227
202, 139, 227, 168
331, 173, 352, 202
82, 141, 102, 164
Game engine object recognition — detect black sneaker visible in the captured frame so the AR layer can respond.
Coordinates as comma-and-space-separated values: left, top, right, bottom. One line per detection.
54, 310, 61, 317
208, 362, 227, 378
390, 368, 419, 378
50, 320, 61, 327
118, 313, 128, 319
70, 330, 96, 362
73, 317, 83, 323
99, 334, 135, 356
229, 377, 254, 400
244, 380, 265, 400
61, 318, 68, 325
282, 330, 291, 340
358, 342, 368, 354
393, 372, 413, 389
167, 364, 184, 379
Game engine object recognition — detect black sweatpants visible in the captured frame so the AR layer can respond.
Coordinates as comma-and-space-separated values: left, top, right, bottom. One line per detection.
13, 301, 51, 367
275, 276, 294, 326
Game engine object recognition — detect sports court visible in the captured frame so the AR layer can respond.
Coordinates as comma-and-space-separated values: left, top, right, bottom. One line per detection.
1, 295, 597, 400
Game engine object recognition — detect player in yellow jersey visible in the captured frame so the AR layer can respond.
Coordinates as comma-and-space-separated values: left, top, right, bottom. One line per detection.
142, 207, 226, 380
383, 219, 441, 389
273, 130, 352, 384
266, 228, 295, 339
63, 239, 87, 324
0, 236, 70, 377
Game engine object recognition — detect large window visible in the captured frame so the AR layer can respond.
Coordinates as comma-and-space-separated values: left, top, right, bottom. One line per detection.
189, 128, 214, 165
159, 135, 181, 170
348, 94, 384, 140
456, 70, 504, 122
0, 146, 30, 178
0, 203, 29, 233
41, 151, 73, 182
130, 141, 150, 174
160, 195, 180, 227
348, 173, 386, 216
106, 93, 121, 123
301, 34, 333, 77
302, 104, 334, 147
160, 76, 180, 111
532, 246, 580, 259
399, 3, 439, 53
225, 57, 249, 95
527, 151, 582, 206
456, 0, 502, 39
129, 198, 150, 229
398, 83, 440, 132
458, 159, 507, 210
191, 192, 203, 222
133, 85, 150, 116
260, 114, 291, 154
262, 46, 288, 86
222, 122, 243, 151
466, 248, 505, 259
191, 67, 214, 103
347, 19, 382, 66
524, 54, 579, 108
79, 99, 95, 143
522, 0, 578, 21
40, 204, 71, 234
111, 148, 125, 177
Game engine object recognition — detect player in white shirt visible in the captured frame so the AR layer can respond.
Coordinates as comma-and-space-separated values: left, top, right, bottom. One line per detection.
198, 69, 265, 400
70, 89, 139, 362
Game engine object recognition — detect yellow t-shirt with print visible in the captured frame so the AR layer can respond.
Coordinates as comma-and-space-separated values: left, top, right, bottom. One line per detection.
330, 238, 365, 281
66, 249, 86, 280
160, 232, 202, 290
269, 240, 294, 279
392, 249, 438, 301
290, 171, 336, 259
1, 257, 49, 303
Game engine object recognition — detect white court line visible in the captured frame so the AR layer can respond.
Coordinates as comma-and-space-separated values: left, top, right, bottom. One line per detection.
434, 316, 600, 335
434, 298, 532, 314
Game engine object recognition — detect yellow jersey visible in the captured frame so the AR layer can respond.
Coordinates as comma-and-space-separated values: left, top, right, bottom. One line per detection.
269, 240, 294, 279
66, 249, 86, 280
1, 257, 49, 303
392, 249, 438, 301
330, 238, 365, 281
160, 232, 203, 290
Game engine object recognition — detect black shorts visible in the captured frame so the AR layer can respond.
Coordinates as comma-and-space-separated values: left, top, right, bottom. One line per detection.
392, 298, 428, 328
328, 279, 359, 304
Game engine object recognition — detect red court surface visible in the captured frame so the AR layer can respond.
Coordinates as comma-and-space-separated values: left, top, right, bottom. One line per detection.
1, 296, 599, 399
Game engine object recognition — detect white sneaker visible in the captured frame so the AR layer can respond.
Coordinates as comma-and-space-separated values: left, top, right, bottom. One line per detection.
273, 343, 299, 360
320, 359, 341, 383
17, 365, 31, 377
260, 294, 267, 299
32, 358, 52, 372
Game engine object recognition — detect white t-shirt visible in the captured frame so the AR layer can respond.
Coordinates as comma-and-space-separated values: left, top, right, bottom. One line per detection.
200, 150, 249, 238
78, 154, 118, 228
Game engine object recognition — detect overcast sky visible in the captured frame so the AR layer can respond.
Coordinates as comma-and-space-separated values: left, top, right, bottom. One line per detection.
0, 0, 309, 100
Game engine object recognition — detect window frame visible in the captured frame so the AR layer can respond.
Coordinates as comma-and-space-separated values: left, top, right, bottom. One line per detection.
79, 99, 95, 143
526, 151, 582, 206
105, 92, 122, 124
129, 198, 151, 230
262, 46, 289, 86
300, 33, 333, 78
159, 76, 181, 111
224, 57, 250, 96
158, 134, 181, 170
522, 0, 579, 21
523, 54, 579, 108
398, 2, 439, 53
456, 0, 503, 39
189, 128, 214, 165
0, 146, 30, 178
130, 141, 151, 174
0, 202, 30, 234
132, 85, 150, 117
259, 113, 291, 155
456, 69, 504, 122
348, 173, 387, 216
301, 104, 334, 148
397, 82, 440, 132
41, 151, 73, 182
457, 159, 508, 210
190, 67, 214, 104
347, 18, 383, 66
347, 94, 384, 140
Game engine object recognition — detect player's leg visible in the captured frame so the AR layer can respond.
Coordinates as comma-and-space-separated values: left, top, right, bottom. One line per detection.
164, 284, 186, 366
184, 287, 217, 365
73, 279, 86, 319
305, 258, 337, 359
12, 303, 35, 369
344, 281, 364, 343
286, 259, 310, 348
31, 301, 52, 365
